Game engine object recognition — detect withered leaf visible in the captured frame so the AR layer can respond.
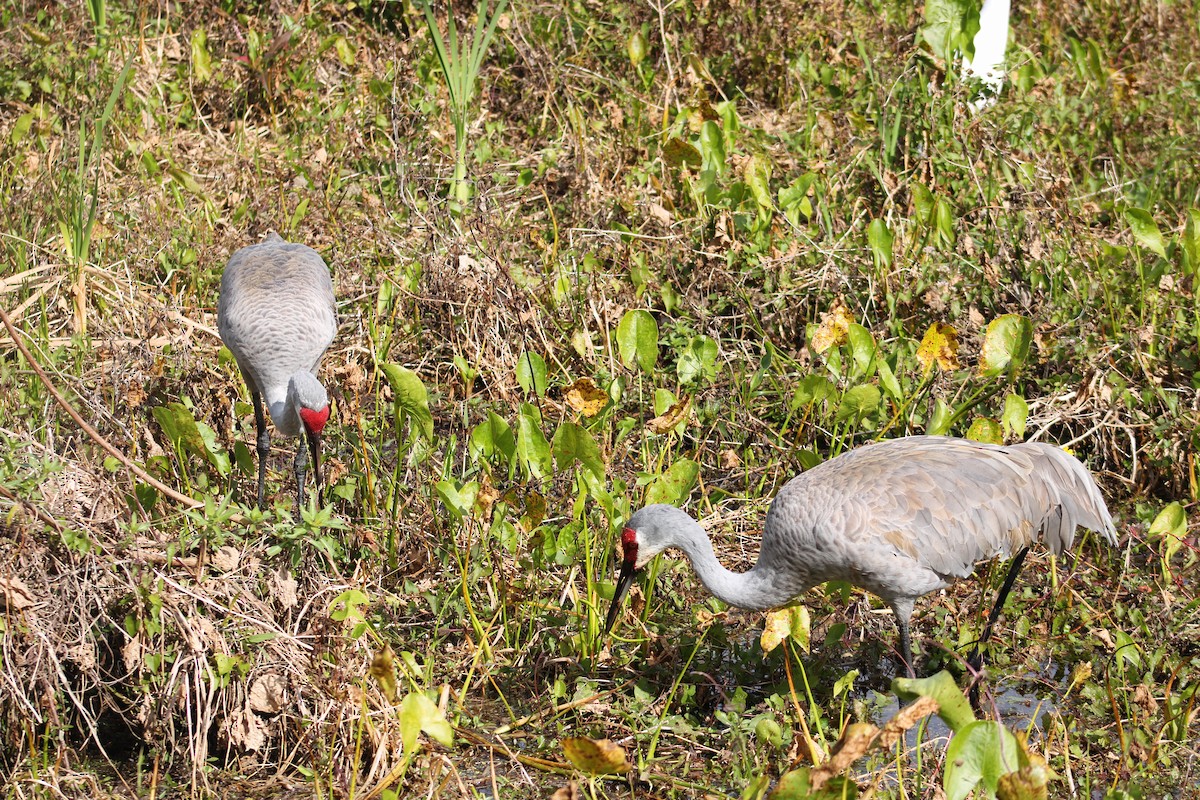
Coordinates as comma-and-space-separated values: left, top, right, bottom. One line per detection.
562, 737, 631, 775
563, 377, 609, 417
811, 300, 854, 354
646, 397, 690, 435
916, 322, 960, 374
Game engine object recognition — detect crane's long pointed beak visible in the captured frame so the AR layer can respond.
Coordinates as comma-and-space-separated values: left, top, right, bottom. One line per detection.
603, 560, 638, 636
307, 431, 323, 506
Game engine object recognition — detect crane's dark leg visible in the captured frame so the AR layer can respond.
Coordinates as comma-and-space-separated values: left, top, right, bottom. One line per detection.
294, 439, 308, 510
968, 546, 1030, 705
891, 600, 918, 679
251, 390, 270, 509
897, 618, 917, 679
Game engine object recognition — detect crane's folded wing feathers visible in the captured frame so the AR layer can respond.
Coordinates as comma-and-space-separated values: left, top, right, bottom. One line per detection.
776, 437, 1114, 585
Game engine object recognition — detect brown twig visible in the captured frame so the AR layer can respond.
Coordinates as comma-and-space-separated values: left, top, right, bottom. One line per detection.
0, 303, 203, 510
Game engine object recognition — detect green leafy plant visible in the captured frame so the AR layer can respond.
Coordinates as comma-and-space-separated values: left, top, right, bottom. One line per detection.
61, 54, 132, 335
420, 0, 509, 212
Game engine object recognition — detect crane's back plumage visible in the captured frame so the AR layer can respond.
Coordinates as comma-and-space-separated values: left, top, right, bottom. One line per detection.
760, 436, 1115, 610
217, 232, 336, 436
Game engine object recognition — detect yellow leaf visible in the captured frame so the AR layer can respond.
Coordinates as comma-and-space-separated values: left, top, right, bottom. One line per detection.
561, 737, 630, 775
368, 647, 398, 703
1067, 661, 1092, 693
646, 397, 691, 435
916, 322, 960, 374
563, 377, 609, 416
760, 609, 792, 653
760, 606, 810, 654
811, 300, 854, 354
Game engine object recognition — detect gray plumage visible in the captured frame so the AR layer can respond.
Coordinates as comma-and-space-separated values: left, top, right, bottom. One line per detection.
604, 436, 1116, 678
218, 232, 337, 508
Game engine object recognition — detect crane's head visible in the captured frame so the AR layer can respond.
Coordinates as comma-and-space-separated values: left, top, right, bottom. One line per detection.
602, 526, 641, 636
602, 505, 684, 636
289, 372, 332, 504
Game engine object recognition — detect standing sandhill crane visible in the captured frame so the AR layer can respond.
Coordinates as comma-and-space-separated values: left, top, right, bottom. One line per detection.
604, 436, 1115, 682
218, 232, 337, 509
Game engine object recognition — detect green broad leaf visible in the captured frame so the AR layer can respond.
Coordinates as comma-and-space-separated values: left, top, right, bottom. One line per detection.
878, 359, 903, 403
699, 120, 726, 174
790, 374, 837, 410
398, 692, 454, 757
935, 198, 956, 247
1125, 208, 1167, 259
787, 605, 811, 653
627, 29, 648, 67
1001, 393, 1028, 438
152, 402, 229, 475
662, 137, 702, 168
912, 182, 935, 226
332, 34, 356, 67
893, 670, 977, 732
616, 309, 659, 372
580, 468, 615, 520
190, 28, 212, 82
1149, 501, 1187, 579
653, 387, 678, 416
516, 403, 552, 480
979, 314, 1033, 378
436, 479, 478, 522
677, 335, 719, 384
921, 0, 981, 62
551, 422, 605, 478
328, 588, 370, 624
832, 669, 859, 699
966, 417, 1003, 445
943, 720, 1021, 800
515, 350, 548, 397
193, 419, 230, 476
644, 458, 699, 506
927, 398, 954, 436
167, 165, 205, 196
1183, 208, 1200, 274
380, 363, 434, 440
778, 173, 818, 225
867, 218, 893, 269
469, 411, 517, 465
744, 153, 773, 209
846, 324, 877, 380
835, 384, 881, 425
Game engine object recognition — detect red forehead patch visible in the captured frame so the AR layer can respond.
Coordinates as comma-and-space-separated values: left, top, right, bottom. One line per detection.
620, 527, 638, 563
299, 405, 331, 434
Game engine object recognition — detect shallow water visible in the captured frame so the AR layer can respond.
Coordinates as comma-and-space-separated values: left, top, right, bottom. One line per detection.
868, 667, 1062, 753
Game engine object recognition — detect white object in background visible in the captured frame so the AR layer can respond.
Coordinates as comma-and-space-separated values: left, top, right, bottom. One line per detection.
962, 0, 1011, 110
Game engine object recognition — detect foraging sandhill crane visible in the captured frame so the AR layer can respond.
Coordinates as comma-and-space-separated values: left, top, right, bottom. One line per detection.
218, 232, 336, 509
604, 436, 1115, 683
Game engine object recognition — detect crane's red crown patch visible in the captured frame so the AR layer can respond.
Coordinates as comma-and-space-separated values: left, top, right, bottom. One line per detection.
620, 527, 638, 565
299, 406, 331, 434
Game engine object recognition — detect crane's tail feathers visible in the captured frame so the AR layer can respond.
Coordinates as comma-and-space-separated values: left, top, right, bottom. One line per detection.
1025, 443, 1117, 553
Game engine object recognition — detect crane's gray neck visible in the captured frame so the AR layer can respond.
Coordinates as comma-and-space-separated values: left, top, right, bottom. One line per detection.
638, 505, 799, 611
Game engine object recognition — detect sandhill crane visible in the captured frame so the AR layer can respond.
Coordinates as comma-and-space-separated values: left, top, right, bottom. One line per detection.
217, 232, 337, 509
603, 436, 1115, 684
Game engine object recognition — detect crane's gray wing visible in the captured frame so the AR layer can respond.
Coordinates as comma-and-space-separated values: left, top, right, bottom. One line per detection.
785, 436, 1114, 583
